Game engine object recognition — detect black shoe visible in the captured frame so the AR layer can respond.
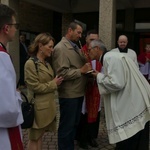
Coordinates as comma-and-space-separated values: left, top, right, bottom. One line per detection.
79, 142, 88, 149
88, 138, 98, 147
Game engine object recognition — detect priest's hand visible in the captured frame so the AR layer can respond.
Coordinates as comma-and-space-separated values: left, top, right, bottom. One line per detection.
91, 70, 99, 77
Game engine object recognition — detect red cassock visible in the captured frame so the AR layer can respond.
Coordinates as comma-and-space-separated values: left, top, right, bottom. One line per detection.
82, 45, 102, 123
138, 52, 150, 64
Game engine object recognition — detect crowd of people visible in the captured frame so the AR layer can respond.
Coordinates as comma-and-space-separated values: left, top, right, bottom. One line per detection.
0, 3, 150, 150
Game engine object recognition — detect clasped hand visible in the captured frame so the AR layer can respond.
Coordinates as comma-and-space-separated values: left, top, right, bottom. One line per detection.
80, 63, 92, 74
54, 76, 64, 85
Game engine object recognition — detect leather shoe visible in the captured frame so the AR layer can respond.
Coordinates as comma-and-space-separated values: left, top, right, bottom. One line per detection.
88, 138, 98, 147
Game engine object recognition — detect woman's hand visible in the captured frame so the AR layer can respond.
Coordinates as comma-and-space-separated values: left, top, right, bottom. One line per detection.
54, 76, 64, 85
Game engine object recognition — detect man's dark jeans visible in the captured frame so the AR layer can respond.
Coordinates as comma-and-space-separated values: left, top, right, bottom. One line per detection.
58, 97, 84, 150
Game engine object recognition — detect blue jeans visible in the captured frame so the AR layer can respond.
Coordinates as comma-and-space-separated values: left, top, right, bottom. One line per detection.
58, 97, 84, 150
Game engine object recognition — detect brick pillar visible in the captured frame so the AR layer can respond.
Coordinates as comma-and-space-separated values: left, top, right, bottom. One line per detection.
99, 0, 116, 50
62, 13, 73, 36
1, 0, 20, 82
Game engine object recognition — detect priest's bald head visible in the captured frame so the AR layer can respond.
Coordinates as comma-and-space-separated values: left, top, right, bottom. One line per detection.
117, 35, 128, 50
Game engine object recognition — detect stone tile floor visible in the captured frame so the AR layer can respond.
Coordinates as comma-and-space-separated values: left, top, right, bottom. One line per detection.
22, 98, 115, 150
21, 90, 149, 150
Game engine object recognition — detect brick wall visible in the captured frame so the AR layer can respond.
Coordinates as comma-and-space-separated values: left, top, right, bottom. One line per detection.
62, 13, 73, 36
19, 1, 53, 33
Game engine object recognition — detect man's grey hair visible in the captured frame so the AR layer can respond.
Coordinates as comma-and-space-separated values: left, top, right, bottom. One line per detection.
90, 39, 107, 52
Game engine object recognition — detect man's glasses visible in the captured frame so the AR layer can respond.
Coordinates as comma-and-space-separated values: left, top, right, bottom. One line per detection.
88, 46, 97, 52
7, 23, 19, 30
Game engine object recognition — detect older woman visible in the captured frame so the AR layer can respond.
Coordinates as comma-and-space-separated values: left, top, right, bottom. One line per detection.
24, 33, 63, 150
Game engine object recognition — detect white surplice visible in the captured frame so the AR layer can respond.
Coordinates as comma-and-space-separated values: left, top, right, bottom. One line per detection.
0, 50, 23, 149
97, 52, 150, 144
111, 48, 139, 67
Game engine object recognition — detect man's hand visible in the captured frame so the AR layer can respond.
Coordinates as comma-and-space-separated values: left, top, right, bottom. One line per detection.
80, 63, 92, 74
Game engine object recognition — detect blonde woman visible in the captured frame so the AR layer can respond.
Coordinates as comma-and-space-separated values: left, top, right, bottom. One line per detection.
25, 33, 63, 150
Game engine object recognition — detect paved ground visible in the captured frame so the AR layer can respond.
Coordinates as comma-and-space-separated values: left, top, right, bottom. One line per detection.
21, 90, 149, 150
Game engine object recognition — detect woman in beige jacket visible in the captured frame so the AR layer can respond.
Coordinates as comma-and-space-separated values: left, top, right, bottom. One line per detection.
24, 33, 63, 150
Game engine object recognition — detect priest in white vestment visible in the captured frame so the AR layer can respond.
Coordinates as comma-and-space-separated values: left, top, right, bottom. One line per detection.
0, 4, 24, 150
88, 39, 150, 150
111, 35, 139, 67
